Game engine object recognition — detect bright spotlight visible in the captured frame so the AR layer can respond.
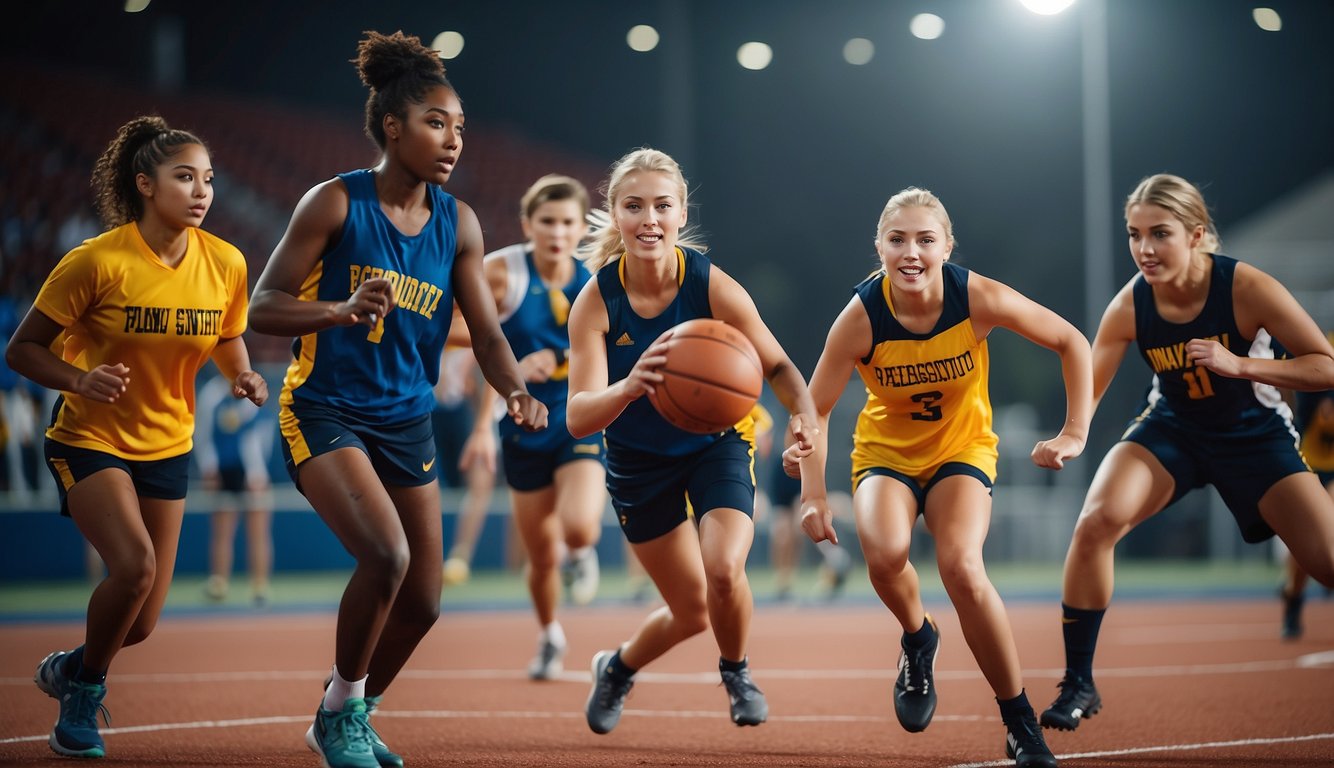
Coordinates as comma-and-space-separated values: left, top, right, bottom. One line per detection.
1252, 8, 1282, 32
909, 14, 945, 41
431, 31, 465, 59
124, 0, 151, 11
843, 38, 875, 66
627, 25, 660, 52
737, 42, 773, 71
1019, 0, 1077, 14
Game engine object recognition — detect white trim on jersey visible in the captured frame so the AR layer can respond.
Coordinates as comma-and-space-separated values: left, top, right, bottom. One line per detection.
485, 243, 530, 323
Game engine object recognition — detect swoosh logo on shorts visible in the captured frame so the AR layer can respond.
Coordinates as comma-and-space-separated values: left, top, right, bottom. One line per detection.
422, 458, 436, 472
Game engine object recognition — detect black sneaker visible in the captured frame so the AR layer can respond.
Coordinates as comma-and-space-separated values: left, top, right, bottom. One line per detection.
1281, 588, 1304, 640
1005, 710, 1058, 768
893, 616, 939, 733
586, 651, 634, 734
1039, 672, 1101, 731
719, 664, 768, 726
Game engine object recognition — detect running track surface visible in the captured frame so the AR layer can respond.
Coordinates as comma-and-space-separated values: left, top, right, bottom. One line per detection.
1, 599, 1331, 767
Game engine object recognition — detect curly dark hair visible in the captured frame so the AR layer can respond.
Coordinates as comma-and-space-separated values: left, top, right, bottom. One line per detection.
89, 115, 206, 229
353, 30, 455, 149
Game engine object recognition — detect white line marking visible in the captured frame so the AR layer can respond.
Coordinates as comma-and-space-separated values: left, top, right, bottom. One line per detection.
944, 731, 1334, 768
5, 653, 1329, 688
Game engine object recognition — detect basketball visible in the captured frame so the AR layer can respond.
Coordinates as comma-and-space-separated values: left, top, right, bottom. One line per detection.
647, 318, 763, 434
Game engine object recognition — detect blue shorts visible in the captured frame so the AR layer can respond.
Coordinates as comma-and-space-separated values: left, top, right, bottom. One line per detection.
431, 402, 475, 489
280, 400, 436, 492
606, 429, 755, 544
1122, 410, 1307, 543
501, 431, 604, 492
853, 461, 993, 517
44, 439, 191, 517
766, 453, 802, 511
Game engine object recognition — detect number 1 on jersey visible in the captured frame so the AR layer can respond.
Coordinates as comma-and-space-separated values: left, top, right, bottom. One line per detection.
1182, 366, 1215, 399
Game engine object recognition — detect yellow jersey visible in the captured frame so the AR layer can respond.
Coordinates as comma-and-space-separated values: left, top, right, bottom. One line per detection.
849, 265, 997, 484
35, 222, 248, 460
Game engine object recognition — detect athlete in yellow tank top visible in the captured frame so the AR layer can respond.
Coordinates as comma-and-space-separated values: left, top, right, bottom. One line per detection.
794, 188, 1090, 768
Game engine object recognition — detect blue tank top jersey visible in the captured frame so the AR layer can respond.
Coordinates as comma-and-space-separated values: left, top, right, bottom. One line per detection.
499, 249, 592, 450
599, 247, 719, 457
1131, 254, 1287, 431
280, 169, 457, 422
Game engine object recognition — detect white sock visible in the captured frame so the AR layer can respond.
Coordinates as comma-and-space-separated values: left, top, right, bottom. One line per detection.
570, 545, 592, 560
542, 621, 567, 648
322, 665, 367, 711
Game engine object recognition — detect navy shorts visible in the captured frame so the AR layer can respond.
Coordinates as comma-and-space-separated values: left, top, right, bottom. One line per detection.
501, 432, 604, 492
280, 400, 436, 492
765, 452, 802, 512
854, 461, 993, 517
606, 429, 755, 544
1122, 410, 1307, 543
45, 439, 191, 517
218, 466, 247, 494
431, 402, 474, 489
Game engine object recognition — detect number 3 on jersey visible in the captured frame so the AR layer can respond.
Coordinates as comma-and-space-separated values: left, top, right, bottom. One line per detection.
910, 390, 943, 421
1182, 366, 1215, 399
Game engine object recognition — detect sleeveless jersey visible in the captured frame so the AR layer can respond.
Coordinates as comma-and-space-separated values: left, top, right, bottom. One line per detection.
849, 264, 997, 477
35, 222, 248, 460
280, 169, 457, 422
493, 246, 591, 451
1132, 254, 1290, 431
599, 247, 749, 457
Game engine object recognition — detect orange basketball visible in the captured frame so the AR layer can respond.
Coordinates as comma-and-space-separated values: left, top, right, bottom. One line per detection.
647, 318, 763, 434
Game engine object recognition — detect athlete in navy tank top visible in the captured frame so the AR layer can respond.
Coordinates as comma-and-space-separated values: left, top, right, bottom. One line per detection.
565, 148, 823, 735
248, 31, 545, 766
1045, 173, 1334, 737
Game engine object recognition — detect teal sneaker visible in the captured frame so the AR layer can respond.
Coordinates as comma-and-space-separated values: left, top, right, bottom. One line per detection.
305, 698, 378, 768
36, 651, 110, 759
363, 695, 404, 768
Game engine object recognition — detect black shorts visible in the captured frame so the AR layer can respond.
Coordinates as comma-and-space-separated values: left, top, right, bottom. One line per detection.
431, 402, 475, 489
853, 461, 993, 517
606, 430, 755, 544
280, 400, 436, 492
501, 432, 604, 492
765, 454, 802, 511
44, 439, 190, 517
1122, 410, 1307, 543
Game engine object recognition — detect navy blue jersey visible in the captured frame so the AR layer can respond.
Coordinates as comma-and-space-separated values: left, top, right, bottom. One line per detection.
599, 247, 719, 457
279, 169, 457, 422
497, 248, 591, 451
1132, 254, 1288, 431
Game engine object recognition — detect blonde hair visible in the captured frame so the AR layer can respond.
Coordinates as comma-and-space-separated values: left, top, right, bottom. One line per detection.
520, 174, 589, 220
1125, 173, 1222, 254
578, 148, 706, 271
874, 186, 956, 248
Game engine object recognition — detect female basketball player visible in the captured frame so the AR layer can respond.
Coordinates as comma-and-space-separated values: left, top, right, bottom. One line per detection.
7, 115, 266, 758
248, 31, 544, 768
1041, 174, 1334, 735
795, 187, 1089, 767
464, 174, 607, 679
565, 147, 826, 734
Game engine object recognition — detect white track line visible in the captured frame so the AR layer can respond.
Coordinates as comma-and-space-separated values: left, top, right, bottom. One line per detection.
4, 650, 1330, 687
944, 732, 1334, 768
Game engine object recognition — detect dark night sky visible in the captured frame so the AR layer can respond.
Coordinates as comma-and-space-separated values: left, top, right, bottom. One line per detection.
7, 0, 1332, 461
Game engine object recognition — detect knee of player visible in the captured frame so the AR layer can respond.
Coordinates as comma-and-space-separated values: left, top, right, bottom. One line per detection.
861, 541, 911, 578
936, 551, 991, 599
104, 550, 158, 599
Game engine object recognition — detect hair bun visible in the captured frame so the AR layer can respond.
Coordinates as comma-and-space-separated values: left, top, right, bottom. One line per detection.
354, 30, 444, 91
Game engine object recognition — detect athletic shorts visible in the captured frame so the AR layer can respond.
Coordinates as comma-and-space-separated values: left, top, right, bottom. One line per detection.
44, 439, 190, 517
431, 402, 474, 489
765, 453, 802, 511
280, 400, 435, 492
606, 429, 755, 544
501, 432, 604, 492
852, 460, 993, 517
1122, 410, 1307, 543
